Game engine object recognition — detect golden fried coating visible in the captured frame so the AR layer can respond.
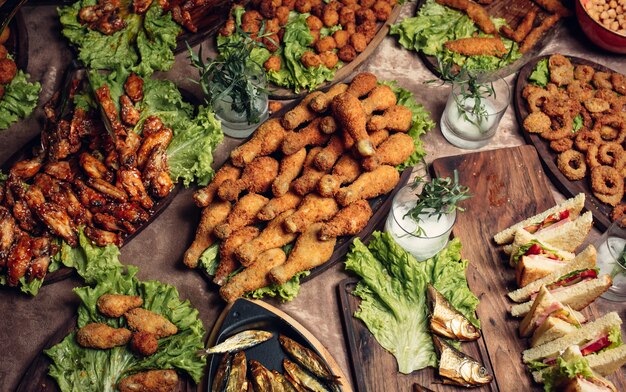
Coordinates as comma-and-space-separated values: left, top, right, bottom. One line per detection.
361, 85, 397, 116
97, 293, 143, 318
264, 55, 282, 72
273, 148, 307, 196
258, 192, 303, 221
500, 9, 537, 42
193, 164, 241, 208
276, 6, 290, 25
367, 105, 413, 132
314, 135, 346, 171
319, 116, 338, 134
118, 370, 179, 392
444, 37, 506, 58
549, 54, 574, 86
346, 72, 377, 98
339, 7, 356, 25
125, 308, 178, 339
523, 111, 552, 134
361, 133, 415, 171
230, 118, 285, 167
355, 8, 376, 24
309, 83, 348, 113
284, 194, 339, 233
282, 92, 323, 130
333, 30, 350, 48
269, 100, 284, 114
292, 147, 329, 195
219, 18, 236, 36
269, 223, 336, 284
520, 14, 560, 53
214, 193, 269, 239
350, 32, 367, 52
282, 118, 330, 155
531, 0, 571, 16
301, 51, 323, 67
235, 210, 298, 266
217, 157, 280, 201
574, 65, 595, 83
0, 27, 10, 45
611, 73, 626, 95
76, 323, 131, 349
338, 45, 357, 62
215, 226, 260, 286
183, 200, 231, 268
319, 199, 372, 240
296, 0, 312, 12
306, 15, 323, 30
0, 58, 16, 84
319, 51, 339, 68
372, 0, 392, 20
317, 154, 362, 197
323, 7, 340, 26
336, 165, 400, 206
436, 0, 495, 34
220, 248, 287, 302
130, 331, 159, 356
332, 93, 374, 157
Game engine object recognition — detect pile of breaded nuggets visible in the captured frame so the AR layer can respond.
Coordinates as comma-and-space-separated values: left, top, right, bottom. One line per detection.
183, 72, 417, 302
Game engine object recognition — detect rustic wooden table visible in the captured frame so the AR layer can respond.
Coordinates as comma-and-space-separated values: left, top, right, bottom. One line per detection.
0, 3, 624, 391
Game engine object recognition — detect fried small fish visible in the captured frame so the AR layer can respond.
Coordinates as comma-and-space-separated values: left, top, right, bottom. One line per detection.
272, 370, 298, 392
201, 330, 273, 355
283, 359, 331, 392
279, 335, 341, 385
249, 360, 274, 391
211, 352, 232, 392
226, 351, 248, 392
428, 285, 481, 341
432, 335, 493, 387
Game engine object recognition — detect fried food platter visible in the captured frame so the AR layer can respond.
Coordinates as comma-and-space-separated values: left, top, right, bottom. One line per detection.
414, 0, 563, 79
205, 298, 350, 391
513, 54, 619, 231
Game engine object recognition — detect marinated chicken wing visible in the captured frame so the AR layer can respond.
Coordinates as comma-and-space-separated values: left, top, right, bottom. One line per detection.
345, 72, 377, 98
319, 200, 372, 240
125, 308, 178, 338
214, 193, 268, 239
95, 85, 120, 126
120, 95, 140, 126
118, 168, 154, 210
97, 293, 144, 318
84, 226, 122, 247
220, 248, 287, 302
194, 164, 241, 207
230, 119, 285, 167
235, 209, 298, 266
309, 83, 348, 113
0, 206, 17, 263
136, 127, 173, 169
44, 161, 77, 182
336, 165, 400, 206
103, 202, 149, 223
332, 93, 373, 157
314, 134, 345, 171
217, 157, 279, 201
118, 370, 179, 392
93, 212, 128, 232
79, 152, 109, 180
281, 92, 323, 130
269, 223, 336, 284
124, 72, 144, 102
51, 183, 93, 226
257, 191, 302, 221
366, 105, 413, 132
142, 147, 173, 198
87, 178, 128, 202
281, 118, 330, 155
74, 179, 107, 209
29, 236, 51, 281
6, 235, 32, 286
10, 155, 43, 179
76, 323, 132, 349
273, 148, 306, 197
183, 200, 231, 268
214, 226, 260, 286
361, 133, 415, 171
284, 194, 339, 233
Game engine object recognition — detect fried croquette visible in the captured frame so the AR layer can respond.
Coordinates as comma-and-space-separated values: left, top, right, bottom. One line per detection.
130, 331, 159, 356
336, 165, 400, 206
183, 200, 231, 268
355, 8, 376, 24
97, 293, 143, 318
231, 118, 285, 166
360, 0, 376, 7
315, 36, 337, 52
125, 308, 178, 339
309, 29, 321, 44
319, 199, 372, 240
372, 0, 392, 20
295, 0, 312, 13
76, 323, 132, 349
357, 20, 377, 42
350, 32, 367, 52
264, 55, 282, 72
444, 37, 506, 57
235, 209, 298, 266
260, 0, 281, 18
366, 105, 413, 132
306, 15, 323, 30
333, 30, 350, 48
320, 51, 339, 68
361, 133, 415, 171
338, 45, 357, 61
339, 6, 356, 24
323, 8, 340, 26
214, 226, 260, 286
301, 51, 322, 68
118, 370, 179, 392
332, 93, 374, 157
220, 248, 287, 302
0, 58, 17, 84
276, 6, 290, 25
344, 21, 356, 34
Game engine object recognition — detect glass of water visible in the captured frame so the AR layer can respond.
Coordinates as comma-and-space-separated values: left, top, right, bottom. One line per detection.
595, 219, 626, 301
440, 76, 510, 150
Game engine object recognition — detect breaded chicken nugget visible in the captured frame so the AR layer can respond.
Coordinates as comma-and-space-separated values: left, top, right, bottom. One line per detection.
315, 36, 337, 52
97, 293, 143, 318
118, 370, 178, 392
76, 323, 131, 349
264, 56, 282, 72
125, 308, 178, 339
320, 51, 339, 68
333, 30, 350, 49
338, 45, 357, 62
301, 51, 322, 68
372, 1, 392, 20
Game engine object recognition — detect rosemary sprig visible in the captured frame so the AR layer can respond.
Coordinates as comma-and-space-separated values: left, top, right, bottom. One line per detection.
403, 170, 471, 236
610, 244, 626, 278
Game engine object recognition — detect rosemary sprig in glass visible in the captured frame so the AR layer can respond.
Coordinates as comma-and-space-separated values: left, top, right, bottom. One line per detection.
610, 245, 626, 278
403, 170, 471, 236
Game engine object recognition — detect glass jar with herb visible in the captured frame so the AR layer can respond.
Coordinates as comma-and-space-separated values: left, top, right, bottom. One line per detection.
595, 219, 626, 301
384, 170, 471, 261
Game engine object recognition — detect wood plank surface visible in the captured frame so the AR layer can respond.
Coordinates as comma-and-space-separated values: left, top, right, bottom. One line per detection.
513, 54, 618, 231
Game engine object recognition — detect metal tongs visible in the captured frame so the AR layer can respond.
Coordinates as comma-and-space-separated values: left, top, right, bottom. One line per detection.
0, 0, 28, 38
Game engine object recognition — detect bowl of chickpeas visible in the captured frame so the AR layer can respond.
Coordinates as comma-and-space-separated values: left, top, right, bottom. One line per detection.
576, 0, 626, 53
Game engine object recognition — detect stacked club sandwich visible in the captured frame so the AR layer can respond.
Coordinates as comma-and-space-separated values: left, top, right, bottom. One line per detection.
494, 193, 626, 391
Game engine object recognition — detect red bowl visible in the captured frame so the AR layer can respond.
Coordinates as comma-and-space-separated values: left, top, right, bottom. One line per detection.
576, 0, 626, 54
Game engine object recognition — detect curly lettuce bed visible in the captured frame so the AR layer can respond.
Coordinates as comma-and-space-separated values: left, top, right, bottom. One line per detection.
0, 69, 40, 130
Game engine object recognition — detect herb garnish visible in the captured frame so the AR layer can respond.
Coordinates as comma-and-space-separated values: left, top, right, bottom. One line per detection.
611, 245, 626, 278
404, 170, 471, 236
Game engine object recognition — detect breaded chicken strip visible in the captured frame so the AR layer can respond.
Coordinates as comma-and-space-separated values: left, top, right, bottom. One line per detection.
269, 223, 336, 284
214, 226, 260, 286
235, 210, 298, 266
499, 9, 537, 42
366, 105, 413, 132
193, 164, 241, 207
345, 72, 377, 98
361, 85, 398, 116
436, 0, 496, 34
258, 192, 303, 221
97, 293, 143, 318
332, 93, 374, 157
217, 157, 279, 201
361, 133, 415, 171
282, 92, 323, 130
292, 147, 330, 195
230, 119, 285, 167
309, 83, 348, 113
532, 0, 571, 16
214, 193, 268, 239
281, 118, 330, 155
76, 323, 131, 349
317, 155, 362, 197
220, 248, 287, 302
284, 194, 339, 233
273, 148, 307, 197
444, 37, 507, 57
519, 14, 561, 53
118, 370, 178, 392
183, 200, 231, 269
319, 200, 373, 240
125, 308, 178, 339
336, 165, 400, 206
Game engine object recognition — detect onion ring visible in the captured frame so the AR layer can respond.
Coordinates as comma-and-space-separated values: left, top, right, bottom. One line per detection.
575, 130, 602, 151
550, 138, 574, 152
541, 113, 573, 141
592, 71, 613, 90
523, 112, 551, 134
527, 89, 550, 113
586, 144, 602, 169
574, 65, 594, 83
590, 165, 623, 196
557, 150, 587, 181
567, 81, 595, 102
599, 142, 624, 166
593, 114, 626, 144
611, 73, 626, 95
584, 97, 611, 113
595, 189, 624, 207
595, 88, 618, 103
612, 204, 626, 222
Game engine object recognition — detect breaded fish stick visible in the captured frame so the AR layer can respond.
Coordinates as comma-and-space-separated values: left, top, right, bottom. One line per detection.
257, 192, 302, 221
76, 323, 131, 349
220, 248, 287, 302
230, 119, 286, 167
532, 0, 571, 16
282, 92, 323, 130
125, 308, 178, 339
183, 200, 232, 268
273, 148, 307, 197
309, 83, 348, 113
444, 37, 507, 57
235, 210, 298, 266
269, 223, 336, 285
118, 370, 178, 392
214, 226, 260, 286
500, 9, 537, 42
361, 133, 415, 171
281, 118, 330, 155
520, 14, 561, 53
332, 93, 374, 157
214, 193, 268, 239
97, 294, 143, 318
336, 165, 400, 206
436, 0, 496, 34
284, 194, 339, 233
319, 200, 373, 240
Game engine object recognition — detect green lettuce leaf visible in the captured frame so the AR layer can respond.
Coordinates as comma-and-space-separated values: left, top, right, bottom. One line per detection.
46, 266, 206, 391
198, 243, 220, 276
606, 326, 623, 351
0, 70, 41, 130
572, 114, 583, 133
529, 58, 549, 87
58, 1, 180, 75
246, 270, 310, 302
543, 355, 594, 392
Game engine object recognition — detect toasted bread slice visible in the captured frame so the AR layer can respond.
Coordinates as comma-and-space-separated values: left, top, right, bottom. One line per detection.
531, 316, 581, 347
533, 211, 593, 252
508, 229, 575, 268
516, 255, 569, 287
